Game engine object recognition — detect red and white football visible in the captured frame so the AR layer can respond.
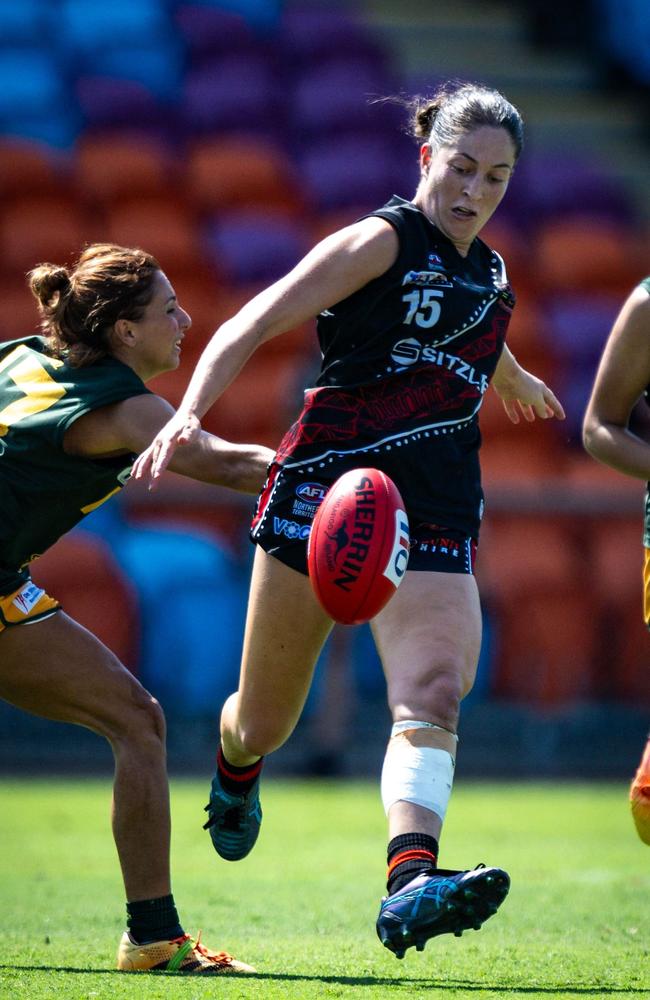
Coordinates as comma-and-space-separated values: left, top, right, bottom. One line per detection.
307, 468, 410, 625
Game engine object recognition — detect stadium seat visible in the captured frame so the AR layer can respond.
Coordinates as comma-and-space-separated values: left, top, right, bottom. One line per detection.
78, 501, 250, 716
297, 133, 415, 212
104, 197, 203, 273
184, 135, 304, 215
75, 77, 169, 133
202, 344, 308, 446
0, 47, 67, 122
516, 151, 637, 226
59, 0, 169, 54
534, 216, 645, 295
202, 209, 310, 285
79, 42, 183, 101
0, 195, 99, 276
173, 4, 264, 64
478, 514, 598, 705
0, 276, 41, 342
0, 138, 68, 200
0, 0, 53, 44
491, 586, 599, 706
278, 4, 391, 74
186, 0, 282, 32
288, 58, 401, 143
30, 531, 140, 672
74, 131, 179, 207
541, 291, 625, 442
180, 53, 284, 136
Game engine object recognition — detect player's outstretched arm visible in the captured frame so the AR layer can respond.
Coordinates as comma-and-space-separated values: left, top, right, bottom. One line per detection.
491, 344, 565, 424
64, 394, 274, 494
583, 284, 650, 481
130, 408, 203, 485
132, 217, 399, 486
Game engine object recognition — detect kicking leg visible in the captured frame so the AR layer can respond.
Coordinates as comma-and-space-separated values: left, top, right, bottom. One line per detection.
204, 547, 334, 860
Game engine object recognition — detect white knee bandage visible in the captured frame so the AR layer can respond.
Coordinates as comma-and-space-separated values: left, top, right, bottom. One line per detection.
380, 720, 457, 821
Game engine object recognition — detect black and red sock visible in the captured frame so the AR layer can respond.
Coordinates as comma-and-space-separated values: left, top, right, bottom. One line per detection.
386, 833, 439, 895
217, 747, 263, 795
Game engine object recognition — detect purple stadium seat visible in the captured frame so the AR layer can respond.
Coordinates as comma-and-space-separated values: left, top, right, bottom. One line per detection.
517, 151, 637, 225
279, 3, 392, 74
297, 134, 417, 211
203, 209, 310, 284
288, 59, 402, 143
75, 77, 171, 134
543, 292, 622, 364
173, 4, 266, 64
180, 54, 284, 137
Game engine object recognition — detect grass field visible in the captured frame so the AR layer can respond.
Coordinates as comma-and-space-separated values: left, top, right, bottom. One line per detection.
0, 778, 647, 1000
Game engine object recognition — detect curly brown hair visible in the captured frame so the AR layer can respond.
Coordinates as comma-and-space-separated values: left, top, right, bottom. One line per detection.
28, 243, 161, 367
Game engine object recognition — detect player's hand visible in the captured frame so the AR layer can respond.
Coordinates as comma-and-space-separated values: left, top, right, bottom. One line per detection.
494, 368, 566, 425
131, 411, 202, 488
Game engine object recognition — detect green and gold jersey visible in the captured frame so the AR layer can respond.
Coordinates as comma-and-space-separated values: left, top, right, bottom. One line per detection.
0, 336, 150, 592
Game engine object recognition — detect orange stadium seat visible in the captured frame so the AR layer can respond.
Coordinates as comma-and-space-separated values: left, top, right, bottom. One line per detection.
104, 196, 202, 272
534, 215, 646, 295
584, 514, 650, 705
0, 195, 99, 275
478, 514, 598, 705
0, 137, 68, 200
74, 130, 179, 207
202, 346, 308, 448
30, 531, 140, 672
185, 135, 308, 216
479, 216, 535, 296
0, 276, 40, 342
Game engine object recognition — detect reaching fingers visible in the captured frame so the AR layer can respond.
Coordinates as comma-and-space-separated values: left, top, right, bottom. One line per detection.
501, 398, 520, 424
543, 386, 566, 420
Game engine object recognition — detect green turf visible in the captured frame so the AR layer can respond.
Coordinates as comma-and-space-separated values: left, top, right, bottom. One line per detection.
0, 778, 647, 999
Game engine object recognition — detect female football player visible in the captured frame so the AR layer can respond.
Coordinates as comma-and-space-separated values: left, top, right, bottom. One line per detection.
0, 244, 274, 973
583, 277, 650, 846
133, 81, 565, 956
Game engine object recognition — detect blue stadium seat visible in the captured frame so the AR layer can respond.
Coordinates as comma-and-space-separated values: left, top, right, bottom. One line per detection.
60, 0, 170, 52
77, 503, 249, 717
0, 48, 67, 121
0, 0, 54, 44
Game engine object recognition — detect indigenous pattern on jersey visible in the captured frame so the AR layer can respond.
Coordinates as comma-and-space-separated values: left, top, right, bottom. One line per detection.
252, 196, 515, 567
0, 336, 150, 593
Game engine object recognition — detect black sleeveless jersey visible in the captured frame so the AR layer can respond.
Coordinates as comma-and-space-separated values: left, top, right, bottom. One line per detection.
0, 335, 149, 589
275, 193, 513, 459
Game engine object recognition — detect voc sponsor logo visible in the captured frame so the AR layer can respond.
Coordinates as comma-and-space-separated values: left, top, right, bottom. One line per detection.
273, 516, 311, 541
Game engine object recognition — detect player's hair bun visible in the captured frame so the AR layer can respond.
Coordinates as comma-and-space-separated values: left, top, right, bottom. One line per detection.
28, 264, 72, 307
413, 99, 444, 140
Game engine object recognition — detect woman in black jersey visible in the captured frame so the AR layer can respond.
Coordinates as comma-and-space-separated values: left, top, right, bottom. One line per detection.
0, 244, 271, 974
135, 82, 565, 955
583, 278, 650, 847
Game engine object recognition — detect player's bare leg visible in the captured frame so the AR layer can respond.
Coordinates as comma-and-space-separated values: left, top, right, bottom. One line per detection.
371, 572, 510, 956
204, 548, 333, 860
0, 611, 253, 974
